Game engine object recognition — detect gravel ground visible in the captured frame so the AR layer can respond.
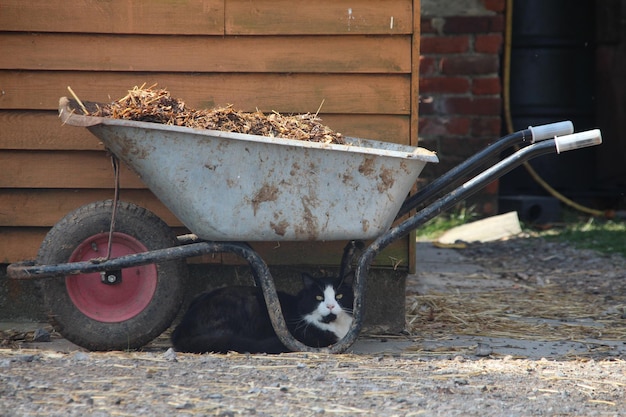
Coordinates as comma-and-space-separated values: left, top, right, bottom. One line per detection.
1, 348, 624, 417
1, 236, 625, 416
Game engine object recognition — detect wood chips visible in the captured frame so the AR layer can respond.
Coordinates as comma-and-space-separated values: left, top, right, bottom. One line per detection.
87, 84, 345, 144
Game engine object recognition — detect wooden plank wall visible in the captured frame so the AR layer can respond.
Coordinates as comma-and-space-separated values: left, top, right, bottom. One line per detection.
0, 0, 421, 268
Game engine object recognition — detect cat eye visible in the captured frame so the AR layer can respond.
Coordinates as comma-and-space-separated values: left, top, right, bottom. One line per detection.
336, 294, 343, 300
316, 295, 324, 301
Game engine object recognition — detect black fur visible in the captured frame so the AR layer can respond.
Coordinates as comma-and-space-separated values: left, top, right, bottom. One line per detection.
171, 274, 353, 354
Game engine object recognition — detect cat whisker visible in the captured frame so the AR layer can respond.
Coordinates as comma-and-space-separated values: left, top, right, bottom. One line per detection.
292, 319, 314, 339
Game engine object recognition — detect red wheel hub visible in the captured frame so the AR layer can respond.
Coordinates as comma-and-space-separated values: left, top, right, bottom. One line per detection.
66, 232, 157, 323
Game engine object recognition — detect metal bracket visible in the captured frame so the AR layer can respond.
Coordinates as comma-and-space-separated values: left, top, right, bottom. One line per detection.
100, 269, 123, 285
104, 153, 121, 261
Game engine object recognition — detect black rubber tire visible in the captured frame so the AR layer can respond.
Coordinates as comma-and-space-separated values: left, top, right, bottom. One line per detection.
37, 200, 187, 351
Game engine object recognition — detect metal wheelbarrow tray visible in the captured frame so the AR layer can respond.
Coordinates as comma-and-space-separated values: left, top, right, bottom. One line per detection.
7, 97, 603, 353
58, 98, 439, 242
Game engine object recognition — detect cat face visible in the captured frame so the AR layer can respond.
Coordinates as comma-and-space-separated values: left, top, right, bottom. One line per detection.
299, 274, 354, 339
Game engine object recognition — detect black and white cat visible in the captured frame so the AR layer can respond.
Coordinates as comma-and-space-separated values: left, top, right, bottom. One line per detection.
171, 273, 354, 353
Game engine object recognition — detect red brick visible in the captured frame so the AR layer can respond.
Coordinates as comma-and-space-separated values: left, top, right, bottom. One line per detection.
482, 0, 506, 13
440, 137, 491, 152
444, 97, 502, 116
471, 116, 502, 136
437, 137, 492, 159
441, 55, 499, 75
472, 77, 501, 95
420, 77, 470, 94
419, 116, 471, 136
421, 35, 470, 54
491, 14, 505, 32
418, 56, 439, 76
443, 16, 504, 34
475, 34, 503, 53
420, 17, 437, 34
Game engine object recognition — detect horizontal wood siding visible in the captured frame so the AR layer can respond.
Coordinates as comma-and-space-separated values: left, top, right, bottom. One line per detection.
1, 34, 411, 74
0, 0, 419, 267
0, 151, 145, 189
0, 0, 225, 34
0, 0, 410, 35
0, 72, 411, 113
225, 0, 413, 34
0, 189, 181, 227
0, 112, 410, 150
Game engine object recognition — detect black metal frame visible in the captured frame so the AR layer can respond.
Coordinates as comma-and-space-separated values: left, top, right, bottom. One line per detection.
6, 130, 586, 353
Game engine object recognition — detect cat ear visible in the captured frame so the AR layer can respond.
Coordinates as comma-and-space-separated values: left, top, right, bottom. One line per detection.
301, 273, 316, 288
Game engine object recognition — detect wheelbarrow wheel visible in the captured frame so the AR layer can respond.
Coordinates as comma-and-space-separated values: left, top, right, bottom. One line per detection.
37, 200, 187, 351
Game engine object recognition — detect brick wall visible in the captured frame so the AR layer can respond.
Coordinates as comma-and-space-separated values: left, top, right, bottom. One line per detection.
418, 0, 505, 215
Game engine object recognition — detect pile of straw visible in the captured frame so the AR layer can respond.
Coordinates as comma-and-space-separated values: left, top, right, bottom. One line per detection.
86, 84, 345, 144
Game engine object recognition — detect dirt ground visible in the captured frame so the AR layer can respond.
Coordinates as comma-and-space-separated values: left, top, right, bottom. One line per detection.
1, 236, 625, 416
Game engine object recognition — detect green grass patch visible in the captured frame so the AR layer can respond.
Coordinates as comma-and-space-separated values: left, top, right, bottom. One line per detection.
415, 204, 626, 258
538, 216, 626, 257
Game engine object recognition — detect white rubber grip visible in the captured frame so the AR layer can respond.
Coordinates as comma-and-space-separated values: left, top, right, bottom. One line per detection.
529, 121, 574, 142
555, 129, 602, 153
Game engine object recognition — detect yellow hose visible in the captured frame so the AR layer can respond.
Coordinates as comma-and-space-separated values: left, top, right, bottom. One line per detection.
503, 0, 605, 218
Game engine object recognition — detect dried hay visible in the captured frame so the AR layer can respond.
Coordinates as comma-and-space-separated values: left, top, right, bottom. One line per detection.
0, 326, 59, 349
0, 329, 33, 348
82, 84, 345, 144
406, 284, 626, 344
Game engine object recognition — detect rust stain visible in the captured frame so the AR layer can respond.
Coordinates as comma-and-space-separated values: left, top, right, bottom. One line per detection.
251, 184, 279, 215
290, 162, 301, 176
295, 195, 319, 240
358, 158, 375, 176
377, 168, 395, 193
270, 220, 289, 236
362, 219, 370, 233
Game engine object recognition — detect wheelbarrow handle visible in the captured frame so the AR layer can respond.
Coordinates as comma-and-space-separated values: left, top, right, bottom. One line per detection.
358, 129, 603, 284
396, 120, 574, 219
555, 129, 602, 153
529, 120, 574, 142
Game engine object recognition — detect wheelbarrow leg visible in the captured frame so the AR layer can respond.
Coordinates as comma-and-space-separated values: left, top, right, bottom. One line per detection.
339, 240, 364, 279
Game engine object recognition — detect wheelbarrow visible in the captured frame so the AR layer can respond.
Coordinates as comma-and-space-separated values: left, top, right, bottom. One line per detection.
7, 97, 602, 353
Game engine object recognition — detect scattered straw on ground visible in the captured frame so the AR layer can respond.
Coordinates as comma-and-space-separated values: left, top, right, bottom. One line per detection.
406, 285, 626, 343
83, 84, 345, 144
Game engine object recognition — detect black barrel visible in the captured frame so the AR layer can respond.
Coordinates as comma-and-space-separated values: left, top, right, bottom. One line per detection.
500, 0, 596, 199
